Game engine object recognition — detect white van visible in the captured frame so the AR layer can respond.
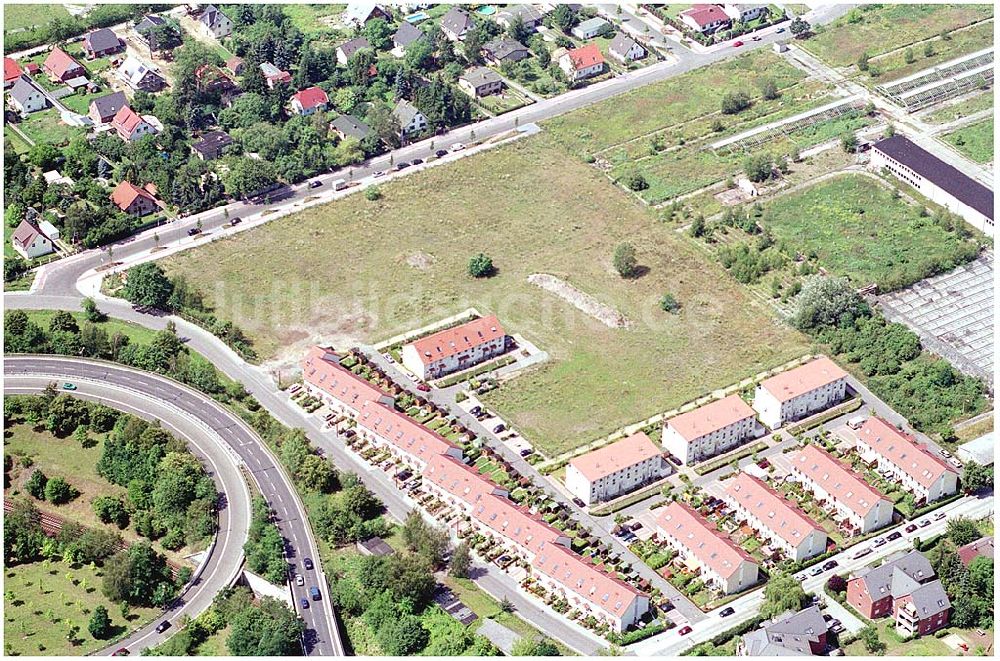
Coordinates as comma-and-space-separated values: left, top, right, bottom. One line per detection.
847, 415, 866, 430
333, 178, 348, 191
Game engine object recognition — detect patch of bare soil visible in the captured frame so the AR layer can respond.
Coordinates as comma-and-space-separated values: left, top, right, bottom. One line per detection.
404, 251, 435, 270
527, 273, 631, 329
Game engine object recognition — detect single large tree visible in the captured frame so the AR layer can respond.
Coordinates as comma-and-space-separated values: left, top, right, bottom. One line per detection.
790, 275, 870, 331
760, 571, 805, 618
613, 243, 638, 278
122, 263, 174, 310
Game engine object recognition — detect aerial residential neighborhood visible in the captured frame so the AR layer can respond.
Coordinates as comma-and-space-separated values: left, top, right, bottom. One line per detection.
2, 1, 995, 659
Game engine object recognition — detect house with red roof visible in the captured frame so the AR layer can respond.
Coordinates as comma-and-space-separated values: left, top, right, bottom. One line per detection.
753, 356, 848, 429
855, 417, 958, 504
42, 46, 85, 82
566, 432, 666, 505
111, 106, 157, 142
956, 536, 992, 567
260, 62, 292, 89
679, 4, 731, 33
401, 315, 508, 381
290, 86, 329, 116
663, 394, 758, 465
558, 43, 606, 81
790, 444, 893, 535
656, 502, 759, 595
4, 57, 23, 88
110, 181, 159, 216
723, 471, 827, 563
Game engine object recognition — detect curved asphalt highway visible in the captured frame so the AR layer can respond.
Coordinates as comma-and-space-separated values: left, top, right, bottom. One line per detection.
3, 357, 343, 656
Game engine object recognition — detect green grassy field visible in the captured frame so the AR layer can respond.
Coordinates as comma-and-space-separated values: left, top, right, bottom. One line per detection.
943, 118, 994, 163
803, 4, 993, 68
3, 3, 71, 30
161, 136, 807, 456
868, 20, 995, 83
923, 91, 993, 124
761, 174, 979, 288
843, 620, 955, 656
3, 559, 160, 656
15, 109, 87, 147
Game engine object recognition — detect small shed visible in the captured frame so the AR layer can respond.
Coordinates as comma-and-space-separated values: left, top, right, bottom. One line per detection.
356, 536, 395, 556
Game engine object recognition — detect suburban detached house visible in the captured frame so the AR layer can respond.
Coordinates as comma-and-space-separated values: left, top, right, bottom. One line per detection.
11, 219, 55, 259
337, 36, 371, 66
290, 86, 329, 115
342, 2, 392, 28
656, 502, 759, 595
566, 431, 666, 505
957, 536, 993, 567
723, 4, 767, 23
753, 356, 848, 429
662, 394, 757, 465
482, 38, 530, 66
738, 605, 829, 656
116, 55, 167, 92
111, 105, 158, 143
198, 5, 233, 39
680, 4, 731, 33
111, 181, 160, 216
5, 56, 23, 88
191, 130, 234, 160
260, 62, 292, 89
458, 66, 503, 98
723, 471, 827, 563
495, 4, 545, 30
571, 16, 611, 40
855, 417, 959, 504
134, 14, 175, 52
440, 7, 473, 41
791, 444, 893, 535
7, 77, 46, 115
847, 550, 950, 637
401, 314, 507, 380
330, 114, 372, 141
559, 43, 606, 81
88, 91, 128, 124
42, 47, 85, 83
82, 27, 125, 59
608, 33, 646, 63
392, 22, 425, 51
393, 99, 428, 137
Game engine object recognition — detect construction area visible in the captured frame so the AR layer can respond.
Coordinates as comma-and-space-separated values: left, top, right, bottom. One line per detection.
877, 251, 994, 384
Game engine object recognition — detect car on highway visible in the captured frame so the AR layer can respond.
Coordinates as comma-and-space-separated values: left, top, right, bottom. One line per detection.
303, 557, 314, 570
295, 574, 304, 586
450, 143, 466, 152
187, 227, 201, 236
905, 523, 918, 533
435, 149, 448, 158
230, 217, 242, 225
310, 586, 321, 601
823, 560, 838, 571
678, 626, 693, 636
887, 531, 903, 541
752, 35, 762, 41
372, 170, 386, 178
62, 382, 77, 390
933, 511, 947, 521
733, 40, 744, 47
719, 607, 735, 617
155, 621, 171, 633
309, 180, 323, 188
300, 598, 310, 609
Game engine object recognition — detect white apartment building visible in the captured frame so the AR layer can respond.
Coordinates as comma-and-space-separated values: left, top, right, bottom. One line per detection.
870, 134, 993, 236
656, 502, 759, 595
753, 356, 848, 429
662, 394, 757, 465
566, 432, 665, 505
401, 315, 507, 381
855, 417, 959, 504
791, 445, 894, 535
723, 472, 828, 563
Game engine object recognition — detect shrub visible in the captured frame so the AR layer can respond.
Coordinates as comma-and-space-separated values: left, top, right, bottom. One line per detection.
720, 91, 751, 114
365, 186, 382, 201
743, 153, 774, 183
467, 253, 495, 278
623, 170, 648, 191
659, 293, 680, 313
612, 243, 638, 278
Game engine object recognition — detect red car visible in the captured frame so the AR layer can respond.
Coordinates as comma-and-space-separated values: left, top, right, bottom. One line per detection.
678, 626, 693, 636
416, 383, 431, 392
733, 40, 744, 47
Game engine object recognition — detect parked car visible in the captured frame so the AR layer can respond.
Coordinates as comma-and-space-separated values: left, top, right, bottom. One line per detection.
519, 449, 533, 457
920, 518, 932, 527
620, 531, 636, 542
872, 537, 886, 547
62, 382, 77, 390
810, 565, 824, 576
411, 158, 424, 165
940, 449, 952, 458
831, 623, 845, 633
416, 383, 431, 392
333, 178, 348, 190
719, 607, 735, 618
395, 161, 410, 170
303, 557, 314, 570
823, 613, 833, 622
572, 497, 585, 508
450, 143, 466, 152
775, 27, 785, 33
469, 406, 482, 415
230, 217, 242, 225
300, 598, 310, 609
493, 424, 506, 434
823, 560, 838, 571
853, 547, 872, 559
112, 648, 130, 656
435, 149, 448, 158
372, 170, 386, 178
308, 180, 323, 188
887, 531, 903, 541
933, 511, 947, 521
752, 35, 762, 41
187, 227, 201, 236
905, 523, 918, 533
155, 621, 171, 633
310, 586, 321, 600
733, 40, 744, 47
678, 626, 693, 636
630, 522, 643, 531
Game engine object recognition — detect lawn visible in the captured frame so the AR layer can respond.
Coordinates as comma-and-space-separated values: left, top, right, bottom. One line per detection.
843, 620, 954, 656
15, 109, 87, 147
161, 136, 808, 456
803, 4, 993, 68
868, 20, 995, 83
4, 125, 33, 154
3, 559, 161, 656
280, 3, 348, 36
545, 49, 808, 156
761, 173, 980, 289
923, 91, 993, 124
3, 3, 70, 30
943, 118, 993, 163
